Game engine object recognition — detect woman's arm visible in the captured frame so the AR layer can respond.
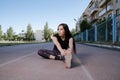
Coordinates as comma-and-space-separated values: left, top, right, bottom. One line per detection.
51, 36, 66, 55
67, 38, 74, 53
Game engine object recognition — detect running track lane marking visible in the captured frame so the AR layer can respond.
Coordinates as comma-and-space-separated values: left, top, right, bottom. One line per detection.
0, 52, 35, 68
73, 54, 94, 80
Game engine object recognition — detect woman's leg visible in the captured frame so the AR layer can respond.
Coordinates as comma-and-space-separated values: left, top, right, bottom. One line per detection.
38, 49, 64, 60
38, 49, 50, 59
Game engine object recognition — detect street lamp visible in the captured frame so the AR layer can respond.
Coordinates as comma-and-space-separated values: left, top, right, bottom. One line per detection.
74, 18, 81, 33
74, 18, 78, 32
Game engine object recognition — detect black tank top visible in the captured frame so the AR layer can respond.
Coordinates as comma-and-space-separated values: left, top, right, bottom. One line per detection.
53, 34, 71, 52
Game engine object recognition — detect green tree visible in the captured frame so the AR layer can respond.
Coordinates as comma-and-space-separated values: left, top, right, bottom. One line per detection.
44, 22, 49, 41
7, 26, 14, 40
71, 28, 76, 36
3, 33, 7, 40
80, 20, 91, 32
48, 28, 54, 41
13, 35, 19, 41
26, 24, 34, 41
44, 22, 54, 41
0, 25, 2, 40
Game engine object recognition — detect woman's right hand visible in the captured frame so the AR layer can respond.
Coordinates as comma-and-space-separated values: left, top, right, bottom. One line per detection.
51, 34, 53, 39
60, 49, 66, 56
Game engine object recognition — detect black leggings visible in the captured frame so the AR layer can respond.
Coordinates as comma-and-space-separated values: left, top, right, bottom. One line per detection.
38, 49, 64, 60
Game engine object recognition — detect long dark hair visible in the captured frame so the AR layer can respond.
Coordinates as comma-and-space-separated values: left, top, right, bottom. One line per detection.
57, 23, 76, 53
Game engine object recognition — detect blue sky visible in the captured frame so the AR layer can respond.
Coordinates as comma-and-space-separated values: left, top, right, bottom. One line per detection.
0, 0, 90, 34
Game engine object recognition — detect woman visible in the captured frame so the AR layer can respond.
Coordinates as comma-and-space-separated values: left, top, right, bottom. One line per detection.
38, 23, 76, 68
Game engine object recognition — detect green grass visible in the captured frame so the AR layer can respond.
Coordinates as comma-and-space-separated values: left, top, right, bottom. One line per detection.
0, 43, 36, 46
0, 43, 24, 46
0, 41, 46, 46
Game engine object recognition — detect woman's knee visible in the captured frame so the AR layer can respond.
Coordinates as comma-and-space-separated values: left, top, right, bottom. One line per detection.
38, 49, 44, 56
38, 49, 50, 59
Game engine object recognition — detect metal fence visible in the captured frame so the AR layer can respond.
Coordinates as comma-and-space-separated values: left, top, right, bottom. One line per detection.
88, 28, 94, 41
97, 21, 106, 41
74, 14, 118, 43
97, 18, 112, 42
116, 15, 120, 42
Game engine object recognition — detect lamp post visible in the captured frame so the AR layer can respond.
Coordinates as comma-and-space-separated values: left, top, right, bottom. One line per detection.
74, 18, 78, 32
74, 18, 81, 33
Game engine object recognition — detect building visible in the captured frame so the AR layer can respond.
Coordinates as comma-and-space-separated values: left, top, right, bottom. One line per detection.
77, 0, 120, 42
114, 0, 120, 41
34, 30, 45, 42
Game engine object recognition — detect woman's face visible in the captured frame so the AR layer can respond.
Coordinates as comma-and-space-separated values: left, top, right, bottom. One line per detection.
57, 25, 65, 37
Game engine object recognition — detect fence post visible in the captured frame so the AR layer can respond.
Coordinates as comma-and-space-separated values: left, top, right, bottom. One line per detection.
79, 32, 81, 41
81, 32, 83, 41
86, 30, 88, 41
112, 14, 117, 43
94, 24, 97, 42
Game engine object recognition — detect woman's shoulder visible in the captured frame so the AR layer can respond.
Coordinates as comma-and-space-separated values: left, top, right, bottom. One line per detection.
53, 34, 60, 39
68, 37, 73, 41
67, 35, 73, 40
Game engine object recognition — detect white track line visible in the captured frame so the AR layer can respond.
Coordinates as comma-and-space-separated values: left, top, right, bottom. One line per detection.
0, 53, 35, 68
73, 54, 94, 80
81, 66, 94, 80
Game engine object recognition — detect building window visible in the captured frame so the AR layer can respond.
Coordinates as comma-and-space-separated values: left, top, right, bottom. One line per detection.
116, 0, 120, 3
117, 21, 120, 28
116, 9, 120, 16
108, 13, 112, 18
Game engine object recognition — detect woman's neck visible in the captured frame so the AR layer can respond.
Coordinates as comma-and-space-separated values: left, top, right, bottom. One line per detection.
60, 35, 65, 41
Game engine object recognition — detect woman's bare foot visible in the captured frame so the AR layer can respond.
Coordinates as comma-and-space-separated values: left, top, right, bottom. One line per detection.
49, 55, 55, 60
64, 51, 72, 69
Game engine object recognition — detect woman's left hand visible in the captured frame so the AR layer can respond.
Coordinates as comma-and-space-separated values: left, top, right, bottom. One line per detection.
67, 48, 72, 53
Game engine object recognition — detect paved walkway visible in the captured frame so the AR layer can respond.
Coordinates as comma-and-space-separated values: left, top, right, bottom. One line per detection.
0, 42, 120, 80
